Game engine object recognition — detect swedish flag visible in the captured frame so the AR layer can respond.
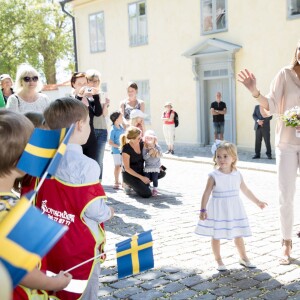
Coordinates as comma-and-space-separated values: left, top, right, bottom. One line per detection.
0, 191, 67, 287
47, 124, 75, 175
116, 230, 154, 279
17, 125, 74, 177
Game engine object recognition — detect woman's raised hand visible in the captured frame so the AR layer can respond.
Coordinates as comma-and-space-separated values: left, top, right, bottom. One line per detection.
237, 69, 257, 93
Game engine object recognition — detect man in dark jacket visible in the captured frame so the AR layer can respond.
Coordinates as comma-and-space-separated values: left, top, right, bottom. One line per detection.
252, 105, 272, 159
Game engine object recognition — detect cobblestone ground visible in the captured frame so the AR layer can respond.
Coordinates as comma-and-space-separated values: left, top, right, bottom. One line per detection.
98, 150, 300, 300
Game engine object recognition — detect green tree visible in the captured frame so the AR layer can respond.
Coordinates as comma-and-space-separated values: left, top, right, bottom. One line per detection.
0, 0, 73, 84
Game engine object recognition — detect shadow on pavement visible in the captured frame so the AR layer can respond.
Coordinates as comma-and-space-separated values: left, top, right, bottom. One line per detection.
105, 215, 145, 237
98, 264, 300, 299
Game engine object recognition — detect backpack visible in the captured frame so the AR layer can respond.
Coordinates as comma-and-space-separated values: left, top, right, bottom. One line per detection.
172, 110, 179, 127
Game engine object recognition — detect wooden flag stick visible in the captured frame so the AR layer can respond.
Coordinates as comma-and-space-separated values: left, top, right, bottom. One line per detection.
64, 246, 115, 274
28, 171, 49, 205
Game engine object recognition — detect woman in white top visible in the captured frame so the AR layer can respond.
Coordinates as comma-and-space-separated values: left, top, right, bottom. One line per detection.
238, 40, 300, 265
6, 63, 50, 113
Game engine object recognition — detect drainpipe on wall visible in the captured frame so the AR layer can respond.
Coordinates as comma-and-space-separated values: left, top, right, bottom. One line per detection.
59, 0, 78, 72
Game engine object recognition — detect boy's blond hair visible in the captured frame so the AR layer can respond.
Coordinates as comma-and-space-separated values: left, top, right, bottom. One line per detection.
213, 141, 238, 170
0, 110, 34, 177
44, 97, 88, 129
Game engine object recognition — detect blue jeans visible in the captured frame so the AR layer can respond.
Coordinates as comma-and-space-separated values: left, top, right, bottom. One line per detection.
145, 172, 159, 188
94, 129, 108, 180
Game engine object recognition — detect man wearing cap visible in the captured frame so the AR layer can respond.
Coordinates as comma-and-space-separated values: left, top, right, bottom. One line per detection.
210, 92, 227, 140
162, 102, 175, 154
0, 74, 14, 104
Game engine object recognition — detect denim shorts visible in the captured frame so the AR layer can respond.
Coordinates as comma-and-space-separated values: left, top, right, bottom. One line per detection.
213, 122, 225, 134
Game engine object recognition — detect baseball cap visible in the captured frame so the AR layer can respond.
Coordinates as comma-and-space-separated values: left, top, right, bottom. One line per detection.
130, 109, 147, 119
164, 102, 172, 107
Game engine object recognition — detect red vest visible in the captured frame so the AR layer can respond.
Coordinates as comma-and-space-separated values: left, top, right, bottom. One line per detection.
35, 178, 106, 300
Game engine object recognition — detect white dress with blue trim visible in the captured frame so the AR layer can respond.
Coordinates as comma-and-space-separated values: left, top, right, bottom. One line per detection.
195, 169, 251, 240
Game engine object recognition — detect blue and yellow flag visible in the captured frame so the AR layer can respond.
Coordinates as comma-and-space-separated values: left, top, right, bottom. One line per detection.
47, 124, 75, 176
17, 125, 74, 177
116, 230, 154, 279
0, 191, 67, 287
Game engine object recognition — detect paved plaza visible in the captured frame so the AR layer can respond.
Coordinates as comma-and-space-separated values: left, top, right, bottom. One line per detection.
98, 145, 300, 300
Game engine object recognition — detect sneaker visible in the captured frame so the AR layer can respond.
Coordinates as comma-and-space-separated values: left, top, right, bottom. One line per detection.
170, 150, 174, 155
252, 155, 260, 159
152, 189, 158, 197
164, 150, 170, 154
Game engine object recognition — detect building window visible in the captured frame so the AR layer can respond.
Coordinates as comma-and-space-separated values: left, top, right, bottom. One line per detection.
287, 0, 300, 18
134, 80, 150, 122
128, 1, 148, 46
201, 0, 227, 34
89, 12, 105, 53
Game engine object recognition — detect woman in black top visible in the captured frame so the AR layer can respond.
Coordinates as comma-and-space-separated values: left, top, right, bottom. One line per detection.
71, 72, 102, 161
121, 126, 152, 198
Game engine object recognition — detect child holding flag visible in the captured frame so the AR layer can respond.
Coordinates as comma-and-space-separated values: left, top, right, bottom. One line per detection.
40, 97, 114, 300
0, 110, 72, 299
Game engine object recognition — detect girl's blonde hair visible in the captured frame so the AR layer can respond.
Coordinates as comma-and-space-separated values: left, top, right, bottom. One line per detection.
120, 126, 141, 149
213, 141, 238, 170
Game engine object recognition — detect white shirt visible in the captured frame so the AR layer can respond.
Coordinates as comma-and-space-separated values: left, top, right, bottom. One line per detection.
6, 93, 50, 113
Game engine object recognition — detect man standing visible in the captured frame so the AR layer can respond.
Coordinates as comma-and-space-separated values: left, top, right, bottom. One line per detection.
252, 105, 272, 159
210, 92, 227, 140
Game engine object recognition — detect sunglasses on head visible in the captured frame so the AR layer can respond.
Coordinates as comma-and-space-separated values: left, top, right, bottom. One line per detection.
23, 76, 39, 82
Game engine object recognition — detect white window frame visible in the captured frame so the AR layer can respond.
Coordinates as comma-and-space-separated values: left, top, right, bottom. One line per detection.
89, 11, 106, 53
200, 0, 227, 35
133, 80, 150, 123
128, 1, 148, 47
287, 0, 300, 19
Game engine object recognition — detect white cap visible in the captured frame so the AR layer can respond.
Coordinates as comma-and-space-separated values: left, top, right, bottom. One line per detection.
130, 109, 147, 119
164, 101, 172, 107
144, 130, 156, 138
0, 74, 12, 82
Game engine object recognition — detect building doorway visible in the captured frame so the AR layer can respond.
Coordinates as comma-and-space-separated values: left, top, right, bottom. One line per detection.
204, 78, 231, 144
183, 38, 241, 146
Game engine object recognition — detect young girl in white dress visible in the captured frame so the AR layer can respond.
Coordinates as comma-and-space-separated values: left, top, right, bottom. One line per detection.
195, 141, 267, 271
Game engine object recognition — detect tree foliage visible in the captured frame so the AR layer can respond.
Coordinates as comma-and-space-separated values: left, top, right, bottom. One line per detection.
0, 0, 73, 84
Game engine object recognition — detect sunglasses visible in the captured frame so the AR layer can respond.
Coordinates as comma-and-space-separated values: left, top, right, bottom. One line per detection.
23, 76, 39, 82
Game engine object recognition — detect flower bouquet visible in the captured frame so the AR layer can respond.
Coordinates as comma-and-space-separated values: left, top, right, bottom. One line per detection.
281, 106, 300, 137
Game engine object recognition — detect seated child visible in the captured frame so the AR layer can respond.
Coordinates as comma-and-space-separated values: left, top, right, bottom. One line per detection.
108, 111, 125, 189
41, 97, 114, 300
0, 110, 72, 300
